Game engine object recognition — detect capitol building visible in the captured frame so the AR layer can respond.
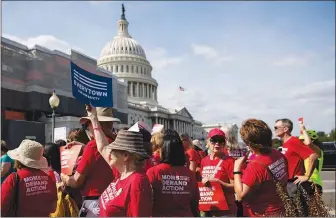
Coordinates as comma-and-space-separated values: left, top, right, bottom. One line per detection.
96, 7, 205, 139
1, 5, 206, 145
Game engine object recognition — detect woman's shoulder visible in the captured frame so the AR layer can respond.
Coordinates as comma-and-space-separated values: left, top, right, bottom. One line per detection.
1, 154, 13, 162
147, 163, 171, 173
131, 171, 149, 180
201, 155, 210, 162
128, 172, 151, 188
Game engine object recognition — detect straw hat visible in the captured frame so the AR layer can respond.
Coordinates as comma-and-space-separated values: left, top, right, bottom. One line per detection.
107, 130, 149, 158
7, 139, 48, 169
79, 107, 121, 124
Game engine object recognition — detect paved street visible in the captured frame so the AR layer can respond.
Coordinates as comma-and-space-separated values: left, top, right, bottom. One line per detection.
321, 171, 336, 216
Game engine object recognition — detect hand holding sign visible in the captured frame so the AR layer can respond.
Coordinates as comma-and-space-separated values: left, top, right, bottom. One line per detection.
85, 104, 96, 117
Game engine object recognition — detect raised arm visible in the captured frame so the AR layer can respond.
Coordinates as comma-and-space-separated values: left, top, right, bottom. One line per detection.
86, 105, 111, 164
299, 123, 312, 146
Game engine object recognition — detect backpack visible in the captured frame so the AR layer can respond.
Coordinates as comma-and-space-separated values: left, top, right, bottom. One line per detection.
50, 189, 79, 217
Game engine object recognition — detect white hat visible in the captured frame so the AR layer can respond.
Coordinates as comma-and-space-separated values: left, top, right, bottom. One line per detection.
192, 139, 205, 150
79, 107, 121, 124
7, 139, 48, 169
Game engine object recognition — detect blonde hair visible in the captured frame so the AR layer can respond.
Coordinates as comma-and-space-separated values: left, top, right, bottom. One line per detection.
221, 125, 239, 150
111, 150, 145, 170
151, 133, 164, 152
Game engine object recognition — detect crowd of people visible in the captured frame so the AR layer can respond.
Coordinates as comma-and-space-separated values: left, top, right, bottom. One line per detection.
0, 105, 331, 217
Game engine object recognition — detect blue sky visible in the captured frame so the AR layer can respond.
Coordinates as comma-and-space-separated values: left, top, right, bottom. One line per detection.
2, 1, 335, 136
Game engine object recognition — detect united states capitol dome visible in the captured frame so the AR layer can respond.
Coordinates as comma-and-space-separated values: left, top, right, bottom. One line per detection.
100, 36, 147, 59
97, 4, 158, 107
99, 8, 146, 59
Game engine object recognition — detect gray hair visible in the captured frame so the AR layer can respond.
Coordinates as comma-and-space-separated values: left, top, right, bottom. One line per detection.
275, 118, 293, 133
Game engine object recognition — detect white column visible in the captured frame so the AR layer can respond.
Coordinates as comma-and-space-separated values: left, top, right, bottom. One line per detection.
152, 86, 155, 100
147, 84, 149, 98
142, 83, 145, 98
130, 82, 133, 97
135, 82, 138, 97
149, 85, 152, 99
186, 123, 188, 135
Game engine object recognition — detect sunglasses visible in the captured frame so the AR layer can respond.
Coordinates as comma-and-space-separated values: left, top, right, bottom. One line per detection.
210, 139, 225, 144
274, 126, 284, 130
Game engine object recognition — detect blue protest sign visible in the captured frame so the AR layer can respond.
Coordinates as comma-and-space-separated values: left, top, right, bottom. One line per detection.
70, 61, 113, 107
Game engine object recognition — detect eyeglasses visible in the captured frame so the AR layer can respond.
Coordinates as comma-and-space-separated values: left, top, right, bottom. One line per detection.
210, 139, 225, 145
274, 126, 284, 130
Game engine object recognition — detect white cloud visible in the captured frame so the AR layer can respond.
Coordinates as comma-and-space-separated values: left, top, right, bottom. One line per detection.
289, 79, 335, 100
158, 78, 335, 137
191, 44, 233, 65
2, 34, 87, 56
272, 52, 317, 67
146, 47, 185, 71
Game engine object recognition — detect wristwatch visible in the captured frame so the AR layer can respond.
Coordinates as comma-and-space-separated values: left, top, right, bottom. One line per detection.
233, 171, 243, 175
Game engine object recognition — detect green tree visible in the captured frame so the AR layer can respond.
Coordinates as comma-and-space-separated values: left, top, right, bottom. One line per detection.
317, 130, 335, 142
328, 129, 336, 141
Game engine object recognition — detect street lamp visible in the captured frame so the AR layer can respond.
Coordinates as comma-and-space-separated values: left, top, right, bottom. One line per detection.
49, 90, 60, 142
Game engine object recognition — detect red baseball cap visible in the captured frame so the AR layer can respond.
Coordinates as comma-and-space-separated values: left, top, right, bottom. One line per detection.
208, 128, 226, 139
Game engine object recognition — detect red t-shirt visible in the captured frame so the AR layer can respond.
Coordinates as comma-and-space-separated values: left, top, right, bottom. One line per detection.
76, 138, 115, 197
47, 169, 56, 183
99, 172, 152, 217
200, 155, 236, 214
186, 148, 201, 163
281, 136, 314, 179
198, 150, 207, 159
146, 163, 200, 217
1, 168, 57, 217
152, 152, 161, 165
144, 159, 154, 172
185, 148, 201, 168
242, 149, 288, 216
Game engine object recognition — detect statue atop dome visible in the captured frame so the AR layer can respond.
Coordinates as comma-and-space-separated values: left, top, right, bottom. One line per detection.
121, 4, 126, 20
